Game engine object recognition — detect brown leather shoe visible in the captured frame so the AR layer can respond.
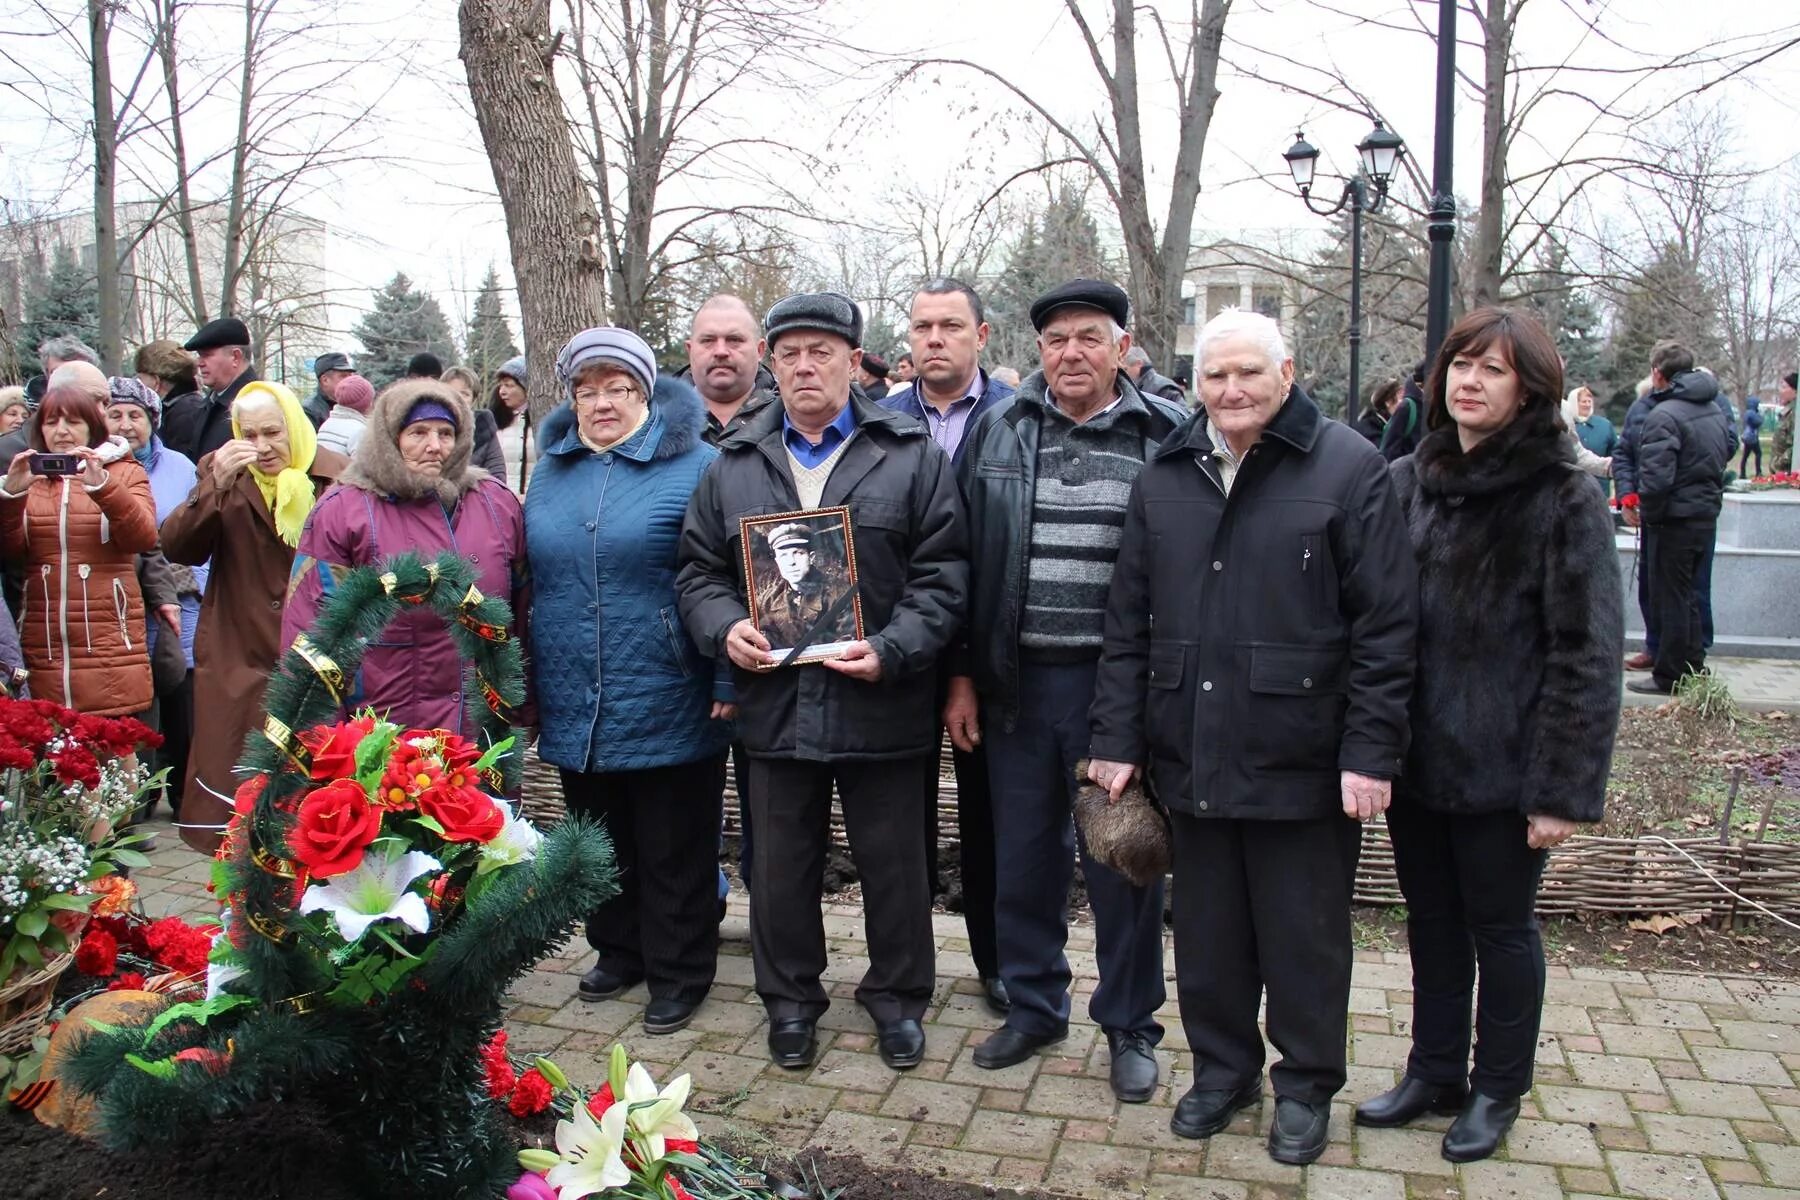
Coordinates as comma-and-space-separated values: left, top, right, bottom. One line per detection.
1624, 652, 1653, 670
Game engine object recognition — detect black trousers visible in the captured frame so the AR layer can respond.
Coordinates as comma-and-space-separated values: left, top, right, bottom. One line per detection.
1387, 803, 1548, 1100
158, 670, 194, 811
1741, 439, 1763, 478
1170, 812, 1360, 1105
747, 756, 935, 1024
729, 741, 753, 892
561, 753, 728, 1004
1647, 519, 1714, 688
923, 737, 1000, 980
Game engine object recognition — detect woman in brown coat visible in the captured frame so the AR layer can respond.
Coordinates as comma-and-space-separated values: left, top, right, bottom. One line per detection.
0, 384, 160, 714
161, 381, 346, 851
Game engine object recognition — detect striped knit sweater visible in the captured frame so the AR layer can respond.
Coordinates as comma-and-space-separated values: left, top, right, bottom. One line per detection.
1018, 390, 1152, 656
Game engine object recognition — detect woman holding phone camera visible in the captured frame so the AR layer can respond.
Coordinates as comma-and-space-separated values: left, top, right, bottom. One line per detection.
0, 381, 160, 715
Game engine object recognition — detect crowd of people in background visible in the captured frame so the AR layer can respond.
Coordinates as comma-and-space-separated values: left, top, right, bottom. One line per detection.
1, 269, 1786, 1171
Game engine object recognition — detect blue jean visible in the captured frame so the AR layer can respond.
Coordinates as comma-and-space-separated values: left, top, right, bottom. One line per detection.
984, 657, 1166, 1039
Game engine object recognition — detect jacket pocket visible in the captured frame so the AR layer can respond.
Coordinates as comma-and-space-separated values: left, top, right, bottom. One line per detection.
1145, 648, 1188, 765
660, 607, 695, 679
1244, 643, 1348, 772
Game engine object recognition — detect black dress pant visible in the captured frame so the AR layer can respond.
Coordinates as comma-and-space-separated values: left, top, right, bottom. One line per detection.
747, 756, 935, 1024
1387, 803, 1548, 1099
1169, 812, 1361, 1106
561, 753, 728, 1005
158, 670, 194, 812
1647, 519, 1714, 689
923, 737, 999, 981
729, 741, 753, 892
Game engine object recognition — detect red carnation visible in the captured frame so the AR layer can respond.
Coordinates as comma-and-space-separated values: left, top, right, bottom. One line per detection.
666, 1138, 699, 1156
479, 1032, 516, 1100
508, 1067, 553, 1117
586, 1083, 616, 1120
108, 971, 148, 992
667, 1175, 696, 1200
75, 928, 119, 977
289, 779, 384, 877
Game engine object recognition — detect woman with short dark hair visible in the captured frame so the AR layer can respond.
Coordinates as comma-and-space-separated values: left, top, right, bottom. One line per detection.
1356, 307, 1623, 1162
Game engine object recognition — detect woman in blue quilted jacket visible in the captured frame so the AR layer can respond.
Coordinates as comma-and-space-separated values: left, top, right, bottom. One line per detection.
525, 326, 733, 1035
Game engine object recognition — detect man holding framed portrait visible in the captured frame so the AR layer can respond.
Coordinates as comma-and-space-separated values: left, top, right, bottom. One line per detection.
677, 291, 969, 1075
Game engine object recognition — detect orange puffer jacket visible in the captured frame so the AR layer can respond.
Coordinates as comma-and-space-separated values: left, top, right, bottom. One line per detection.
0, 453, 159, 714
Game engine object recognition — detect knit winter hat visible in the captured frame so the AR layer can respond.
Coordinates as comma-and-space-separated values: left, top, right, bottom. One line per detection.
401, 397, 460, 431
335, 374, 375, 414
556, 327, 656, 396
107, 375, 162, 423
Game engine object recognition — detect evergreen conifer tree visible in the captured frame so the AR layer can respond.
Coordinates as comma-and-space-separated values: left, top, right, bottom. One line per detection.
463, 264, 520, 386
987, 185, 1112, 372
353, 273, 459, 387
15, 244, 101, 376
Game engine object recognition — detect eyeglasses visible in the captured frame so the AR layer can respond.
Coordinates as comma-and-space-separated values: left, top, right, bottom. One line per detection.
574, 384, 641, 407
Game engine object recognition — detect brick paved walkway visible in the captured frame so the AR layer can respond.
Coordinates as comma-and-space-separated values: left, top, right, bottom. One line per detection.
129, 820, 1800, 1198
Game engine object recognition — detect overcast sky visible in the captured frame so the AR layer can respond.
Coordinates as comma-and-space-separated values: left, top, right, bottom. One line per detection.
2, 0, 1796, 349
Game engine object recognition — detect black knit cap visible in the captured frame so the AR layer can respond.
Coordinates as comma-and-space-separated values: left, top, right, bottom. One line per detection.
862, 352, 890, 378
1029, 279, 1130, 332
765, 292, 863, 349
184, 316, 251, 351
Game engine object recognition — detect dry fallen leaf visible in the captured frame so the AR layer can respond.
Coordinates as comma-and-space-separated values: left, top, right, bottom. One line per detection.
1627, 913, 1703, 935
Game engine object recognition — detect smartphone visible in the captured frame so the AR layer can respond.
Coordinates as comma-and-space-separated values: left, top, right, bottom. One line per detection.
28, 453, 79, 477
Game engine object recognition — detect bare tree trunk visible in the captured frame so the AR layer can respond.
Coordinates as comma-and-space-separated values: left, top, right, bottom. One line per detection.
155, 0, 208, 325
219, 0, 259, 319
90, 0, 121, 372
1473, 0, 1514, 307
460, 0, 608, 419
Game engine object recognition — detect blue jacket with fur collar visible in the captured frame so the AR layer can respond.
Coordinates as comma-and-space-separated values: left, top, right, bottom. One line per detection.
526, 375, 732, 772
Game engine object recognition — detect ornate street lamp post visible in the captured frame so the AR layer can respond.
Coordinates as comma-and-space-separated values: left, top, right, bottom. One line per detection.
1282, 119, 1406, 426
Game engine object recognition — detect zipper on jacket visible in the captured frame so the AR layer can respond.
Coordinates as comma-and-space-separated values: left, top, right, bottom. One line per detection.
1302, 547, 1311, 573
79, 564, 93, 650
39, 564, 53, 663
57, 478, 72, 701
113, 577, 132, 649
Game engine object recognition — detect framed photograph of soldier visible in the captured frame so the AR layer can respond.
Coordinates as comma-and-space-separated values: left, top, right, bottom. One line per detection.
739, 507, 863, 667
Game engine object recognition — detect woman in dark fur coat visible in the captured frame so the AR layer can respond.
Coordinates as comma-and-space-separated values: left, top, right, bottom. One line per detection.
1355, 307, 1623, 1162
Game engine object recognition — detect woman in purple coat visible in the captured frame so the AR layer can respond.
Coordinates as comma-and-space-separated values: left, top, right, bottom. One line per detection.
283, 378, 527, 736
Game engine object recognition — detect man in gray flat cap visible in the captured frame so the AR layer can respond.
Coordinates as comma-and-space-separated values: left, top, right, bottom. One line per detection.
164, 316, 259, 461
306, 350, 356, 429
949, 278, 1185, 1101
678, 290, 968, 1075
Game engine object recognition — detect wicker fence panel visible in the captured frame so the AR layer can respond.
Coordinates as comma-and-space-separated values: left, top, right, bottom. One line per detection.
521, 745, 1800, 922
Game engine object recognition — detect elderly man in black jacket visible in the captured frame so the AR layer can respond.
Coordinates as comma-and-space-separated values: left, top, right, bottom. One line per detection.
949, 279, 1186, 1104
1088, 309, 1418, 1165
163, 317, 260, 462
677, 291, 968, 1074
1628, 341, 1731, 695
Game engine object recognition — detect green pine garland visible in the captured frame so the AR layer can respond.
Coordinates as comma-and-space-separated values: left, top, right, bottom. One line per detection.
67, 550, 617, 1200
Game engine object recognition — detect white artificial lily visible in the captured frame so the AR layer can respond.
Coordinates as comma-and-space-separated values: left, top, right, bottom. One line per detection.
204, 914, 247, 999
621, 1061, 699, 1159
545, 1100, 631, 1200
297, 847, 441, 942
478, 796, 543, 876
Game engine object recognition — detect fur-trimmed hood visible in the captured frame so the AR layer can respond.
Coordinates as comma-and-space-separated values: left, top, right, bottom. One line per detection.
1411, 416, 1575, 499
538, 373, 708, 463
339, 378, 489, 504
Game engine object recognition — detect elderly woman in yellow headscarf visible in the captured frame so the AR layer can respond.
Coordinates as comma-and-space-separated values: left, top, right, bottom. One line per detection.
161, 381, 348, 852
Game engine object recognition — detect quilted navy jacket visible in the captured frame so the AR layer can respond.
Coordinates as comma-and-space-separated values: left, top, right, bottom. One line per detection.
526, 376, 732, 773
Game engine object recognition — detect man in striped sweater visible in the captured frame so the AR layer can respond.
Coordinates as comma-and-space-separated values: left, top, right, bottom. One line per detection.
949, 279, 1187, 1102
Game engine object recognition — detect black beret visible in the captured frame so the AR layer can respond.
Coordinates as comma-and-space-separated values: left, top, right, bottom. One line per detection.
1029, 279, 1130, 332
313, 351, 355, 375
862, 352, 890, 378
765, 292, 862, 349
184, 316, 251, 351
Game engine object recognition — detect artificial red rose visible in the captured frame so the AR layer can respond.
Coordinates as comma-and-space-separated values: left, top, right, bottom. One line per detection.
75, 928, 119, 976
108, 971, 147, 991
288, 779, 384, 877
586, 1083, 616, 1120
508, 1067, 553, 1117
299, 716, 378, 782
418, 783, 504, 844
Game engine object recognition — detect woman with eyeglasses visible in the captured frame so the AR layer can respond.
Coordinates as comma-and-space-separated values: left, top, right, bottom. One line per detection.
525, 327, 733, 1036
